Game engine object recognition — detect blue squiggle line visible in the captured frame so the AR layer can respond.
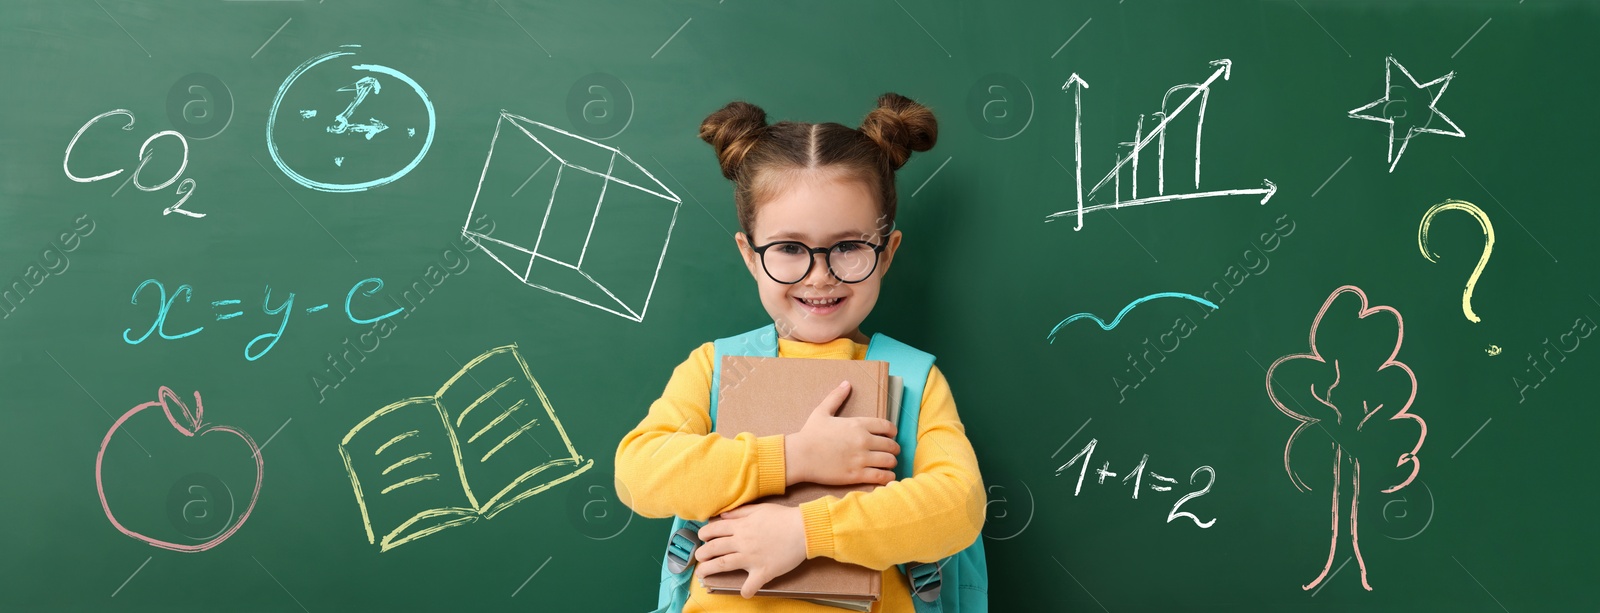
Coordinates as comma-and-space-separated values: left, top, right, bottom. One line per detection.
1047, 292, 1219, 343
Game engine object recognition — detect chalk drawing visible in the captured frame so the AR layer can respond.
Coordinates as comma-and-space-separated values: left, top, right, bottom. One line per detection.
1348, 56, 1465, 172
96, 387, 263, 552
462, 111, 681, 322
1265, 286, 1425, 591
339, 344, 593, 551
1417, 199, 1494, 323
1047, 292, 1218, 343
265, 45, 435, 192
1047, 60, 1276, 229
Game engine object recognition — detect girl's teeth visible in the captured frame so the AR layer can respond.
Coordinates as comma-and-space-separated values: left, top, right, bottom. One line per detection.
801, 298, 840, 306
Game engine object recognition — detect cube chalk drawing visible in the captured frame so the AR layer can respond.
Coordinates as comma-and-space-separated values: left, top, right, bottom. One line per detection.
464, 111, 682, 322
339, 344, 594, 551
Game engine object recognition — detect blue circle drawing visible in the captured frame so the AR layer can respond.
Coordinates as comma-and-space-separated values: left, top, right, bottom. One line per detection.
265, 48, 436, 193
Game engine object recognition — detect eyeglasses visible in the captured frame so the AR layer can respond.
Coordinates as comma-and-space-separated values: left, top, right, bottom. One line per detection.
748, 238, 887, 284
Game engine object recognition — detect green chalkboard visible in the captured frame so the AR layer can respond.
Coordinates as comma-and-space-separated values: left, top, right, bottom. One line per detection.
3, 0, 1597, 610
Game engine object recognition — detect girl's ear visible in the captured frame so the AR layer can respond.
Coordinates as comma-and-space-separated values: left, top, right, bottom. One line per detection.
877, 229, 903, 277
734, 232, 762, 280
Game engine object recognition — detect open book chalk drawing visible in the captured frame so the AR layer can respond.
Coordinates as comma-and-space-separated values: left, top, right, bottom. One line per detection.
339, 344, 594, 551
462, 111, 681, 322
1348, 56, 1465, 173
1047, 292, 1218, 343
1047, 59, 1276, 230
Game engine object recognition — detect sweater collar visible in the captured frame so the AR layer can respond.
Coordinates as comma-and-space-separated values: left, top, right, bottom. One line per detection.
776, 335, 868, 360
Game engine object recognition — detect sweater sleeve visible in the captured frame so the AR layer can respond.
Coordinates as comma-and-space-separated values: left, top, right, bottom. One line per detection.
613, 342, 788, 521
796, 365, 986, 570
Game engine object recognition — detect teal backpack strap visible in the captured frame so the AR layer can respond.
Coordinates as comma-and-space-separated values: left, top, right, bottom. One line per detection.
863, 333, 934, 483
869, 333, 989, 612
654, 324, 776, 613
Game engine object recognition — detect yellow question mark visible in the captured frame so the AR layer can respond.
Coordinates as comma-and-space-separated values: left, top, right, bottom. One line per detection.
1417, 199, 1494, 323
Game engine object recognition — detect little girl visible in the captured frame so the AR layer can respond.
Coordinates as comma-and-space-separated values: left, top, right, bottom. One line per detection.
615, 93, 986, 612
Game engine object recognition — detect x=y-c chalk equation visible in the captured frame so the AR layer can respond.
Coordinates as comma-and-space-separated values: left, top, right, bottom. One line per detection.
121, 277, 403, 361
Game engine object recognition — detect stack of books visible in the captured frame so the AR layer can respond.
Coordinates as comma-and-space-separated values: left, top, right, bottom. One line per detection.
702, 355, 903, 611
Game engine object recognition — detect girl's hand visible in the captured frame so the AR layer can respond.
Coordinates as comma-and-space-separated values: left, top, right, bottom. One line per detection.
787, 381, 900, 487
694, 504, 808, 599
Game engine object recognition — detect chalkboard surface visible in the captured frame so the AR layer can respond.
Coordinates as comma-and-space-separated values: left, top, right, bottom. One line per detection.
3, 0, 1596, 611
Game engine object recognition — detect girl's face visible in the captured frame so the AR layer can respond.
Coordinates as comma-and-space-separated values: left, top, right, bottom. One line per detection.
735, 170, 901, 344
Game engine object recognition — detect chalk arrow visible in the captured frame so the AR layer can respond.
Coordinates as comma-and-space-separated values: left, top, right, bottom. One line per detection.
346, 118, 388, 140
1079, 59, 1234, 209
327, 76, 387, 139
1062, 74, 1090, 231
1045, 178, 1278, 221
1210, 59, 1232, 81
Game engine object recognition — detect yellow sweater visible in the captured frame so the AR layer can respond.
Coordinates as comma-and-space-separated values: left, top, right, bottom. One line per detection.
615, 335, 985, 612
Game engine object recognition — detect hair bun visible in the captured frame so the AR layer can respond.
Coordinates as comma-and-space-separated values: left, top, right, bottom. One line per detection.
699, 101, 769, 180
858, 92, 937, 170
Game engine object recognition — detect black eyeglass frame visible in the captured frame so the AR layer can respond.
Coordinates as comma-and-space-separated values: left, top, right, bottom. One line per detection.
747, 238, 888, 284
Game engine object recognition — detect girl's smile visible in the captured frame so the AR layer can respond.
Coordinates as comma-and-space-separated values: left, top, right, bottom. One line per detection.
794, 295, 845, 315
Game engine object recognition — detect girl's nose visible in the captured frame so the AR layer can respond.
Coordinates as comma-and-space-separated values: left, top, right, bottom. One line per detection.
802, 252, 835, 286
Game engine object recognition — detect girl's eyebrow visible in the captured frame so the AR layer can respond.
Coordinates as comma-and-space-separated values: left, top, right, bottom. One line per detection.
766, 229, 875, 242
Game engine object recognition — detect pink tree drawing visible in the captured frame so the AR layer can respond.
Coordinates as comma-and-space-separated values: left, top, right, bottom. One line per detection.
1265, 285, 1426, 591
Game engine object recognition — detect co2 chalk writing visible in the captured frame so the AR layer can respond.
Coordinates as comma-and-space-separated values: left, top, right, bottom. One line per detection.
121, 277, 403, 361
64, 110, 205, 218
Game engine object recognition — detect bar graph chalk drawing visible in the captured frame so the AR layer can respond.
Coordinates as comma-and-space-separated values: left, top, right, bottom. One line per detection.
1046, 60, 1276, 230
462, 111, 682, 322
96, 387, 264, 552
1417, 199, 1494, 323
1264, 286, 1426, 591
266, 45, 435, 192
1348, 56, 1465, 173
1047, 292, 1217, 343
339, 344, 594, 552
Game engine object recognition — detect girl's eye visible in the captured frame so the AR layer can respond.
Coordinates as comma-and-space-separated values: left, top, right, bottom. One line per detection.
832, 242, 863, 253
776, 243, 806, 255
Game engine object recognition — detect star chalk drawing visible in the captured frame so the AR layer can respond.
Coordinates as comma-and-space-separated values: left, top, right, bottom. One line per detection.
1348, 56, 1466, 172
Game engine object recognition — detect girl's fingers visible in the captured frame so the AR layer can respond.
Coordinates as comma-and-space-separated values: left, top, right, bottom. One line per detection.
859, 417, 896, 438
868, 436, 901, 455
694, 552, 743, 582
694, 535, 735, 563
698, 518, 734, 542
870, 451, 898, 469
812, 381, 853, 416
740, 570, 769, 599
870, 468, 895, 485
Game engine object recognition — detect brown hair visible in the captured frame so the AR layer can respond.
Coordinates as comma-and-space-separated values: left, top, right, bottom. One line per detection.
698, 92, 937, 237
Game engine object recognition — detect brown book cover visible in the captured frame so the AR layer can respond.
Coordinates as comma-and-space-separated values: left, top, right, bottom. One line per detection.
702, 355, 889, 602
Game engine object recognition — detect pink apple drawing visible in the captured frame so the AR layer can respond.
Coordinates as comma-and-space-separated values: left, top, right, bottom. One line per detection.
96, 386, 264, 552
